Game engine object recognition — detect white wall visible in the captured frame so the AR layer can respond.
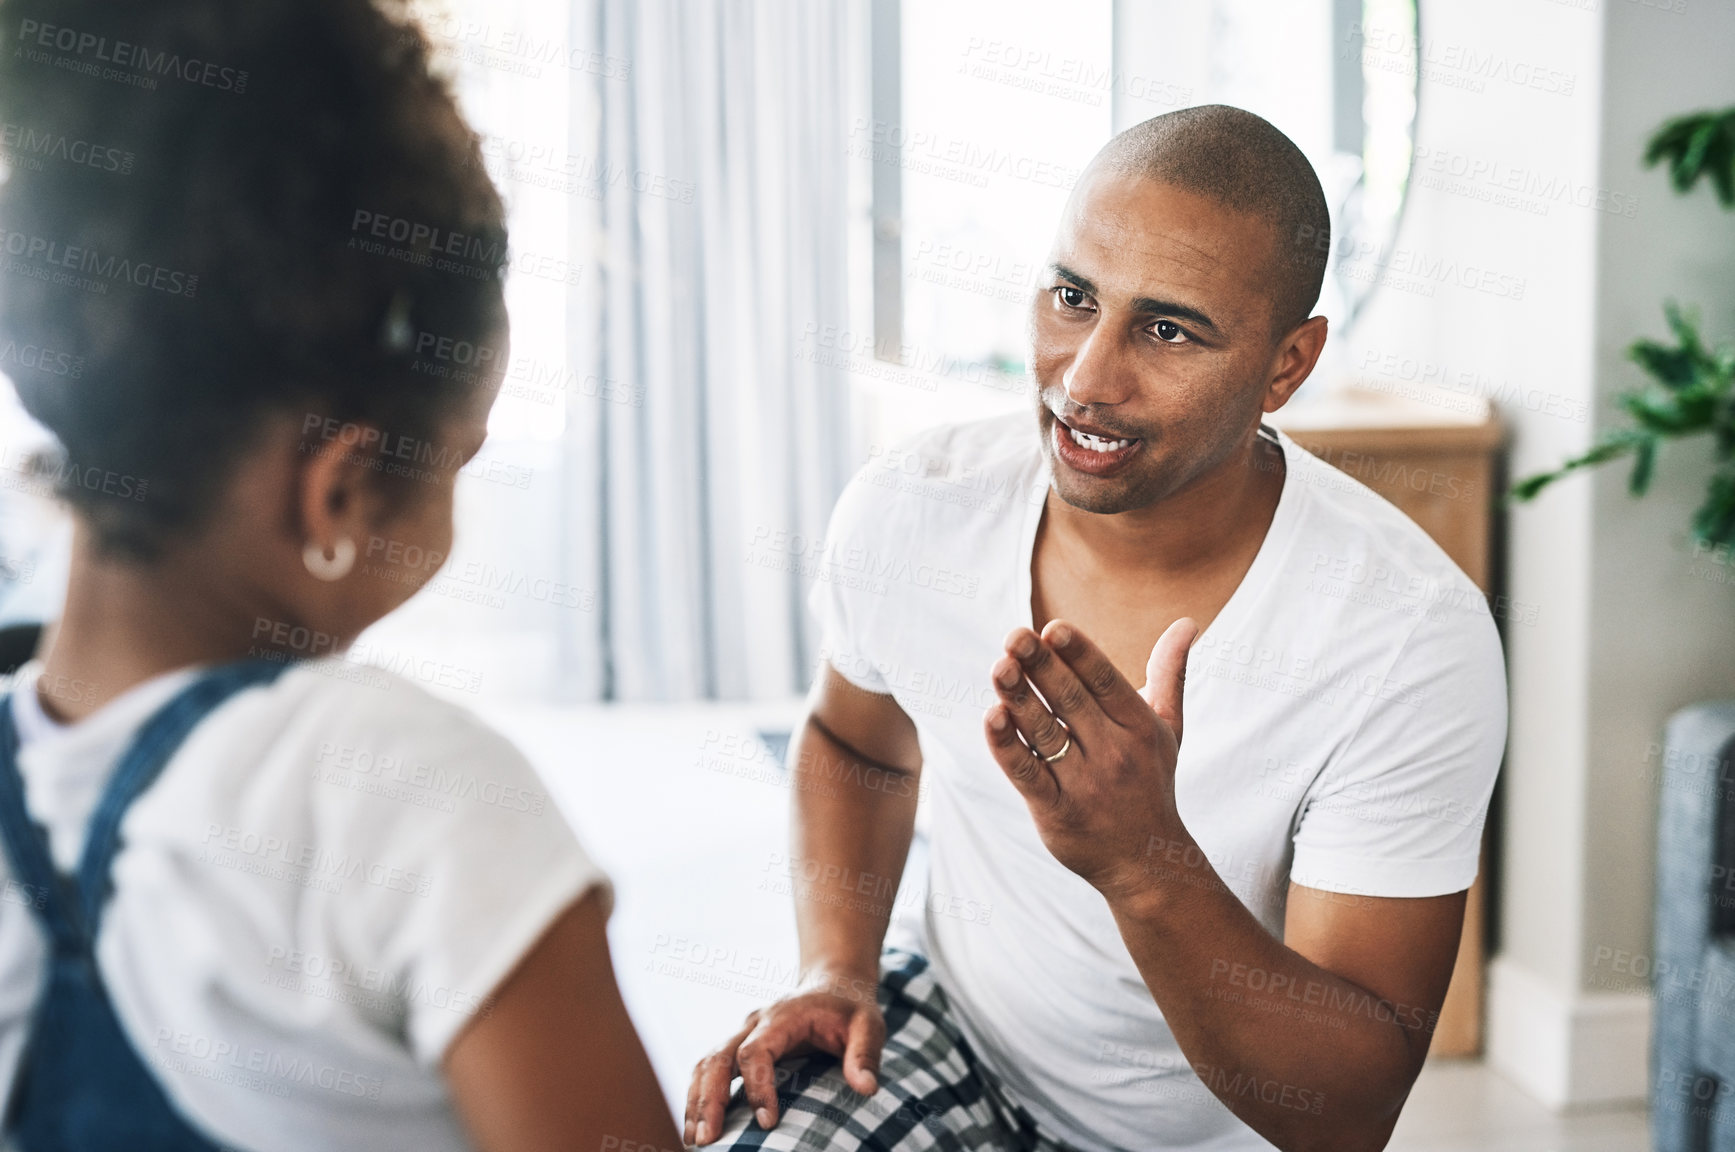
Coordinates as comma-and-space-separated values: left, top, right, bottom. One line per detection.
1577, 0, 1735, 1098
1362, 0, 1610, 1106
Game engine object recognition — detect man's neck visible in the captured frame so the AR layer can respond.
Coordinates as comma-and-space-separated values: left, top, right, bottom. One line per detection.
1043, 433, 1286, 581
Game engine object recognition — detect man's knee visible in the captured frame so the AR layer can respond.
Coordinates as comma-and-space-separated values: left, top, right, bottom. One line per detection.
768, 1051, 849, 1104
711, 1053, 854, 1148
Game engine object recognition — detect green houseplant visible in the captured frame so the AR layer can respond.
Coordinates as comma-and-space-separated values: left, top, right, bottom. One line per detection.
1510, 108, 1735, 547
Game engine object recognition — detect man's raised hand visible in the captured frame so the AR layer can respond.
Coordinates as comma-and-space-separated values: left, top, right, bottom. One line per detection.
981, 617, 1199, 903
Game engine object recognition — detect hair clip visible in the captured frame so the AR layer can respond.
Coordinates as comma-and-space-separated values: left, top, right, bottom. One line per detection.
379, 287, 414, 353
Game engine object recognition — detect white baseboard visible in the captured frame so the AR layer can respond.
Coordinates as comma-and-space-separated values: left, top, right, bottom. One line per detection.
1486, 955, 1651, 1108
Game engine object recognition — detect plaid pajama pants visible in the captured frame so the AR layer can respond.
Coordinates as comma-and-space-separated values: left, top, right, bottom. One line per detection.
713, 950, 1082, 1152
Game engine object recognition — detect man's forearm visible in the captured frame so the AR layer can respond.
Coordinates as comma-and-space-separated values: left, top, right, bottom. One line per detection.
787, 714, 921, 986
1108, 840, 1425, 1152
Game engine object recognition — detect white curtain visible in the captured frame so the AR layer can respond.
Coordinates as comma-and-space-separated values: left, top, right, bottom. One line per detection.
556, 0, 852, 702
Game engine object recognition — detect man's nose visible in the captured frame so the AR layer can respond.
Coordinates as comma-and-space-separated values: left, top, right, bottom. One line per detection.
1061, 324, 1133, 408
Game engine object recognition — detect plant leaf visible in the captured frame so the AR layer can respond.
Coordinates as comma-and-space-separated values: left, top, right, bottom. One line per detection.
1509, 432, 1648, 504
1692, 470, 1735, 547
1630, 437, 1656, 495
1642, 108, 1735, 206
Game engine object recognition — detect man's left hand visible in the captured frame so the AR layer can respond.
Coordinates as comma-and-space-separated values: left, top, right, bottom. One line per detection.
982, 617, 1200, 903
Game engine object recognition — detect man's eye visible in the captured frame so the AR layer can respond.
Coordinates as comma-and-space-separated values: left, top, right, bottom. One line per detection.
1054, 286, 1090, 310
1152, 319, 1187, 343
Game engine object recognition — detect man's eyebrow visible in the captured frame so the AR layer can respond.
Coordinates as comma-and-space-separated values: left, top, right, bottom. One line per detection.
1051, 263, 1097, 294
1048, 263, 1224, 337
1129, 295, 1222, 336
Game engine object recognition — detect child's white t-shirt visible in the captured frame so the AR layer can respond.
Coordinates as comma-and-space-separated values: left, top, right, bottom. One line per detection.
811, 413, 1509, 1152
0, 657, 609, 1152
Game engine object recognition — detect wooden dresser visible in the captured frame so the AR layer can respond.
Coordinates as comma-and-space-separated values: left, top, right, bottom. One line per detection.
1268, 386, 1504, 1059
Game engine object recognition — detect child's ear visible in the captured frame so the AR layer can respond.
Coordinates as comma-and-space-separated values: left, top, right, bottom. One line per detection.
295, 420, 384, 559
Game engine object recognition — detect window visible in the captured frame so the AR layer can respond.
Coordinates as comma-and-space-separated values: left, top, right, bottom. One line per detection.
852, 0, 1419, 450
852, 0, 1113, 453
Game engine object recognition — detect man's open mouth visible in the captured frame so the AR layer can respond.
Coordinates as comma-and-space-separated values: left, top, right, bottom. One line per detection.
1050, 413, 1144, 476
1065, 426, 1136, 454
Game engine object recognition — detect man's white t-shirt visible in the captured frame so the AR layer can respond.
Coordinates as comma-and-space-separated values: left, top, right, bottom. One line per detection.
0, 658, 608, 1152
810, 413, 1508, 1152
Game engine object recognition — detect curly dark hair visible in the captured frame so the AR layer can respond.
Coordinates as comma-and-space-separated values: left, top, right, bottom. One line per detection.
0, 0, 508, 557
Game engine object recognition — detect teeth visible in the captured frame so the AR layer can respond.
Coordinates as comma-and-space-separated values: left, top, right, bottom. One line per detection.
1068, 427, 1132, 453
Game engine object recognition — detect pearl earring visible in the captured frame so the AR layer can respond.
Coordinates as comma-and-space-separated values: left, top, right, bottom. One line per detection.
302, 537, 356, 581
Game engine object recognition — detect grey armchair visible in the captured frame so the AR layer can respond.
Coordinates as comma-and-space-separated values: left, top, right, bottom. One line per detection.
1654, 702, 1735, 1152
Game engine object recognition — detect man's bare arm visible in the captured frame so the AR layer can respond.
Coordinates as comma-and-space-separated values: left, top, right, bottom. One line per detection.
789, 678, 924, 980
985, 619, 1464, 1152
685, 666, 922, 1144
1106, 872, 1461, 1151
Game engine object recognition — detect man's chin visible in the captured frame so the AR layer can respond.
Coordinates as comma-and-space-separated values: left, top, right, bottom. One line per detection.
1048, 472, 1148, 515
1040, 448, 1147, 514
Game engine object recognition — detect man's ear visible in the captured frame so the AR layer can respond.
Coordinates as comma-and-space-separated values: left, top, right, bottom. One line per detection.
1261, 314, 1329, 414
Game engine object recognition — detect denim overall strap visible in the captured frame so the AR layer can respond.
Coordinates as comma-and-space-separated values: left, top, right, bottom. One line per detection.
73, 661, 290, 938
0, 701, 78, 957
0, 658, 291, 1152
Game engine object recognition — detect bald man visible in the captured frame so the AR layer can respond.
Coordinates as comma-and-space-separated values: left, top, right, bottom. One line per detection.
687, 106, 1506, 1152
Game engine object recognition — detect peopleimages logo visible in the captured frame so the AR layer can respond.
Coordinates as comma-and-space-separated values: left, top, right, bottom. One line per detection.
349, 209, 503, 265
0, 120, 133, 174
0, 340, 82, 379
0, 228, 197, 297
15, 20, 249, 93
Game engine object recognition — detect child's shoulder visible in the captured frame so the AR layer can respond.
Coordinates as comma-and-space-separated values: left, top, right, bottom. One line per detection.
167, 655, 556, 830
270, 655, 515, 756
